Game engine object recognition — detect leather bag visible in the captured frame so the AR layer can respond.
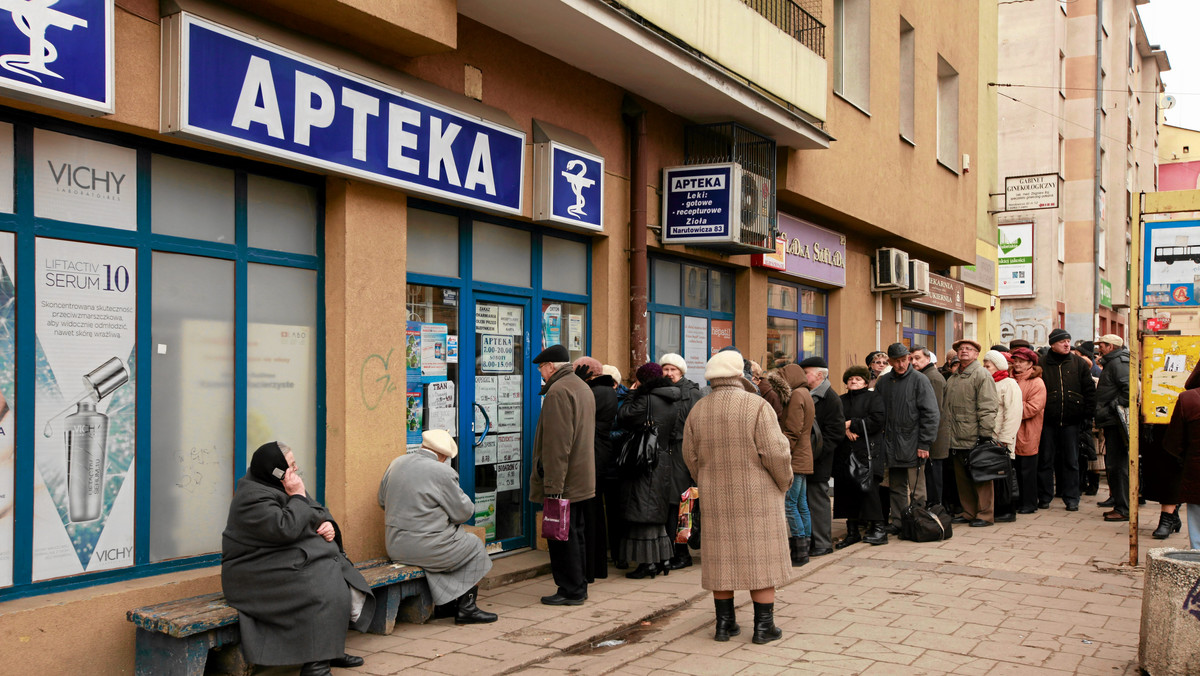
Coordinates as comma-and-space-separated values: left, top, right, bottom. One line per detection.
847, 420, 873, 492
965, 437, 1012, 483
616, 395, 660, 477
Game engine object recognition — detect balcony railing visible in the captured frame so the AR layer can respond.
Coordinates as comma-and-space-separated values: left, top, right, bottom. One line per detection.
741, 0, 825, 57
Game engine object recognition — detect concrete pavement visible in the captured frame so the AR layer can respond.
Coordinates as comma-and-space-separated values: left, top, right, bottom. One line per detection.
331, 492, 1168, 675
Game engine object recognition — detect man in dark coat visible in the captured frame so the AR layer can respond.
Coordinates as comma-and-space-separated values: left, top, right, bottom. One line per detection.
531, 344, 596, 606
911, 345, 952, 509
222, 442, 373, 676
799, 356, 845, 557
574, 356, 622, 573
1038, 328, 1096, 511
874, 343, 940, 533
1094, 335, 1130, 521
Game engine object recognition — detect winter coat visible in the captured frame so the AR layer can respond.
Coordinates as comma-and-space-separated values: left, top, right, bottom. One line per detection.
682, 376, 792, 592
1094, 347, 1130, 428
588, 375, 620, 483
833, 387, 886, 522
1040, 349, 1097, 427
615, 378, 680, 523
221, 478, 375, 666
1162, 363, 1200, 505
763, 369, 790, 422
667, 376, 703, 497
1013, 366, 1047, 457
918, 364, 952, 460
943, 360, 999, 450
875, 364, 940, 468
378, 449, 492, 605
993, 375, 1022, 452
808, 375, 846, 482
530, 364, 596, 503
779, 364, 815, 475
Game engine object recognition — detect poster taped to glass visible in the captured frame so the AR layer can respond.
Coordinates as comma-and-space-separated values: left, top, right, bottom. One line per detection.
0, 232, 14, 587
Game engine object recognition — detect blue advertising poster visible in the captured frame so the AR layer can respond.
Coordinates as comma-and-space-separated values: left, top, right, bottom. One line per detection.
661, 163, 736, 244
549, 143, 602, 230
0, 0, 113, 114
170, 14, 525, 214
1143, 220, 1200, 307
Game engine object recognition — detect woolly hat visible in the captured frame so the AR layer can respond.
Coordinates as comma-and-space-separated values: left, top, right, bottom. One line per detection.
1009, 347, 1039, 365
574, 356, 602, 378
421, 429, 458, 459
1008, 339, 1032, 350
1047, 328, 1071, 345
843, 365, 871, 384
635, 362, 663, 383
601, 364, 622, 383
659, 353, 687, 375
983, 350, 1009, 371
706, 350, 744, 380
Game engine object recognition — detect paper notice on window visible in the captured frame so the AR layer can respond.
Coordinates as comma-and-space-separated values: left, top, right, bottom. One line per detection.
497, 434, 521, 462
475, 376, 498, 405
684, 316, 708, 386
499, 375, 522, 403
568, 315, 582, 351
496, 404, 521, 431
476, 435, 497, 465
474, 492, 496, 541
542, 304, 561, 346
474, 402, 497, 432
427, 407, 456, 436
480, 334, 514, 372
420, 324, 447, 378
446, 335, 458, 363
476, 304, 498, 333
427, 380, 454, 409
496, 461, 520, 491
499, 306, 523, 335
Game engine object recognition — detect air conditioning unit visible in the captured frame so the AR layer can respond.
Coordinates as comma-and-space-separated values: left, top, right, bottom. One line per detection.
897, 259, 930, 297
661, 162, 775, 253
738, 168, 773, 248
872, 248, 909, 291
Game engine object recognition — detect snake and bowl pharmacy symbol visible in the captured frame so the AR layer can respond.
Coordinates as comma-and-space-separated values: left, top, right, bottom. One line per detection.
0, 0, 112, 113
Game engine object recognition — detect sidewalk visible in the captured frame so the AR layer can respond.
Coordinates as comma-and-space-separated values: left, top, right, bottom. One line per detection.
330, 492, 1165, 675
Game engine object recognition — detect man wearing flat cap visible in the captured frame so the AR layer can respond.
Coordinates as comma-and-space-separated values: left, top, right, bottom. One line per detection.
1039, 328, 1096, 511
530, 344, 596, 605
798, 355, 845, 556
1094, 334, 1130, 520
944, 339, 1000, 527
874, 343, 939, 532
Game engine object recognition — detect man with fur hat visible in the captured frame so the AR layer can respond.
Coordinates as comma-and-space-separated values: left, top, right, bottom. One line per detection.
874, 343, 940, 532
944, 338, 999, 527
1094, 334, 1130, 520
799, 356, 845, 557
1038, 328, 1096, 511
530, 344, 596, 605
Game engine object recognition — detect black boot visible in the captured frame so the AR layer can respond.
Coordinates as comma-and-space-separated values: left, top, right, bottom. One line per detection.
625, 562, 658, 579
299, 662, 332, 676
675, 543, 693, 568
455, 586, 498, 624
751, 601, 783, 644
1152, 511, 1182, 539
862, 521, 888, 546
713, 597, 740, 642
836, 520, 862, 549
789, 536, 809, 567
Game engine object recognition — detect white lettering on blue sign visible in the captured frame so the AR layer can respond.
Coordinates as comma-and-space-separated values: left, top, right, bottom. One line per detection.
548, 142, 603, 230
0, 0, 112, 114
661, 164, 736, 243
173, 14, 524, 214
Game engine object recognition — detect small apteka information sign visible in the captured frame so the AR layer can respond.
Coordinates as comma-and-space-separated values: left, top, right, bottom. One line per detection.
661, 163, 736, 245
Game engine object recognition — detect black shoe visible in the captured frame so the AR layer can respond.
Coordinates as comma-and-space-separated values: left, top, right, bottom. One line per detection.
1017, 506, 1037, 515
455, 586, 498, 624
835, 531, 862, 549
1037, 501, 1051, 510
1103, 510, 1129, 522
951, 515, 970, 524
541, 593, 585, 606
809, 547, 833, 557
713, 597, 740, 642
789, 536, 810, 567
996, 513, 1016, 523
969, 519, 993, 527
613, 559, 629, 570
1097, 497, 1115, 508
885, 523, 901, 535
751, 602, 783, 644
673, 544, 693, 569
625, 563, 658, 580
1065, 503, 1079, 512
299, 662, 332, 676
1152, 512, 1182, 539
862, 522, 888, 546
329, 654, 365, 669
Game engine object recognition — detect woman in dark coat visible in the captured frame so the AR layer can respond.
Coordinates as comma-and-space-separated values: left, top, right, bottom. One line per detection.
834, 366, 887, 548
660, 352, 702, 569
222, 442, 375, 676
1162, 362, 1200, 547
615, 363, 680, 579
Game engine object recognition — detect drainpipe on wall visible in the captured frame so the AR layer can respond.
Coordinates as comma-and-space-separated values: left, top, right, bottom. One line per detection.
623, 96, 649, 373
1093, 0, 1104, 334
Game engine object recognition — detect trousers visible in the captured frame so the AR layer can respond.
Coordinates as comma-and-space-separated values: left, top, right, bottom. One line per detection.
785, 474, 811, 537
888, 465, 926, 527
1038, 423, 1080, 506
952, 450, 995, 522
806, 477, 832, 550
1103, 426, 1129, 515
547, 503, 588, 599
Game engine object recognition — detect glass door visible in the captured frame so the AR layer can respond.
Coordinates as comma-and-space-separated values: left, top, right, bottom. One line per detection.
471, 295, 532, 552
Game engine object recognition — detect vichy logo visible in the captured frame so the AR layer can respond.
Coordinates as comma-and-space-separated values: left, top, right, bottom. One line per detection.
0, 0, 88, 84
561, 159, 593, 219
48, 161, 126, 195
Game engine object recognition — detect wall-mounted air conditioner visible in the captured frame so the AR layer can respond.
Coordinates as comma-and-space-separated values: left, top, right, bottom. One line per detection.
898, 259, 930, 297
872, 247, 909, 291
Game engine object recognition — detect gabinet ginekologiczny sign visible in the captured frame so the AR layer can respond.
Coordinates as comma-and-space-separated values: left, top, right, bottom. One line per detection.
661, 163, 737, 245
161, 13, 525, 214
1004, 173, 1059, 211
0, 0, 113, 115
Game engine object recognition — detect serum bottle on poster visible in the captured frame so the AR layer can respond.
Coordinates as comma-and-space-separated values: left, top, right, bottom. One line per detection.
43, 358, 129, 522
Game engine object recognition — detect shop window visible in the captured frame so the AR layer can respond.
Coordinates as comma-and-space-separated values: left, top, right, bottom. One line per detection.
407, 209, 460, 277
543, 301, 588, 363
653, 313, 682, 363
902, 306, 937, 348
653, 259, 681, 306
542, 237, 587, 296
472, 220, 531, 287
247, 174, 318, 255
649, 257, 735, 385
766, 280, 828, 367
150, 155, 234, 243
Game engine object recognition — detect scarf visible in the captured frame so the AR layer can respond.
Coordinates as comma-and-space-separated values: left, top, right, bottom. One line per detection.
248, 441, 288, 492
992, 370, 1010, 383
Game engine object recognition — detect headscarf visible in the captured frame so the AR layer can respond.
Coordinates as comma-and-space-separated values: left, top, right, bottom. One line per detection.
249, 441, 288, 492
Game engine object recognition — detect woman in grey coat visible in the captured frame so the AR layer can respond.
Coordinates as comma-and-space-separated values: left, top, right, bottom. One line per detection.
222, 442, 374, 676
379, 430, 497, 623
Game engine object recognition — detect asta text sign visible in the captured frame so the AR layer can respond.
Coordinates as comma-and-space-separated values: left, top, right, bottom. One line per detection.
661, 163, 736, 244
0, 0, 113, 115
165, 14, 525, 214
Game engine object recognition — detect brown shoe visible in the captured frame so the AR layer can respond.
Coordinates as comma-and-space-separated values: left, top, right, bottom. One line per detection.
1103, 510, 1128, 522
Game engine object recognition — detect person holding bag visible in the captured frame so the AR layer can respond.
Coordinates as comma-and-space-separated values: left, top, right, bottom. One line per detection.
944, 340, 1000, 527
614, 363, 680, 579
834, 366, 888, 547
983, 350, 1023, 522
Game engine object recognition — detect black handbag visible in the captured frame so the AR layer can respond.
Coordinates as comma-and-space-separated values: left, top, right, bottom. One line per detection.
616, 394, 660, 476
847, 420, 873, 492
965, 437, 1012, 483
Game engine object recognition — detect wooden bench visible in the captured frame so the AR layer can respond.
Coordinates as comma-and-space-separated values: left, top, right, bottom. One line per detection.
126, 559, 432, 676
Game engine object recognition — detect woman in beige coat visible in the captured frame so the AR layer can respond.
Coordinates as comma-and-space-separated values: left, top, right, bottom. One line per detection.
683, 350, 793, 645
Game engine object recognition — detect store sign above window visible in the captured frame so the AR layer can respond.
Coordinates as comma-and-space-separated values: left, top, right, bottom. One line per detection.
908, 273, 965, 312
0, 0, 113, 115
534, 141, 603, 232
161, 13, 525, 214
750, 213, 845, 287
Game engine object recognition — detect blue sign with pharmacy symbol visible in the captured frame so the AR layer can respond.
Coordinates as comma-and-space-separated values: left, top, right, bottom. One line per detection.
0, 0, 113, 114
549, 143, 603, 231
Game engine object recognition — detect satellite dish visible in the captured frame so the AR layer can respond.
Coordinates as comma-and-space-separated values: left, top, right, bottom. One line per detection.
1163, 94, 1177, 110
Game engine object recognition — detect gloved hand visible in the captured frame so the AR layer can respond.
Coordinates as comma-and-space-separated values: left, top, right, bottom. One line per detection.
574, 363, 592, 380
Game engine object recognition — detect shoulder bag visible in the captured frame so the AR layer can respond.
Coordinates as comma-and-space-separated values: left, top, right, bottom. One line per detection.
616, 394, 660, 477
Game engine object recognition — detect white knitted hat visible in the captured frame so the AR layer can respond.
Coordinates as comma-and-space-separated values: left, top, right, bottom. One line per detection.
983, 350, 1009, 372
421, 429, 458, 459
705, 350, 744, 380
659, 353, 687, 375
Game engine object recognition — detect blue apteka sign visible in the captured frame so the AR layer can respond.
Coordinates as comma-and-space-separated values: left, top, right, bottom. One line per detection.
0, 0, 113, 114
661, 163, 736, 244
169, 14, 525, 214
549, 142, 602, 230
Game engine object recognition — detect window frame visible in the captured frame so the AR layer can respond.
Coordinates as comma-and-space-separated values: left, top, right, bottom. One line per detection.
766, 279, 829, 365
648, 256, 735, 375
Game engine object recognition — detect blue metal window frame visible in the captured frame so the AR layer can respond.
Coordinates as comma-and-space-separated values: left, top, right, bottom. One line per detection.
0, 108, 324, 601
902, 306, 937, 347
647, 255, 736, 365
404, 199, 591, 553
765, 279, 829, 363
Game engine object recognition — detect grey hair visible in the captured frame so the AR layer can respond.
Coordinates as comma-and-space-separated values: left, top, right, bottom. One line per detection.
911, 344, 932, 359
548, 361, 570, 370
811, 366, 829, 381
